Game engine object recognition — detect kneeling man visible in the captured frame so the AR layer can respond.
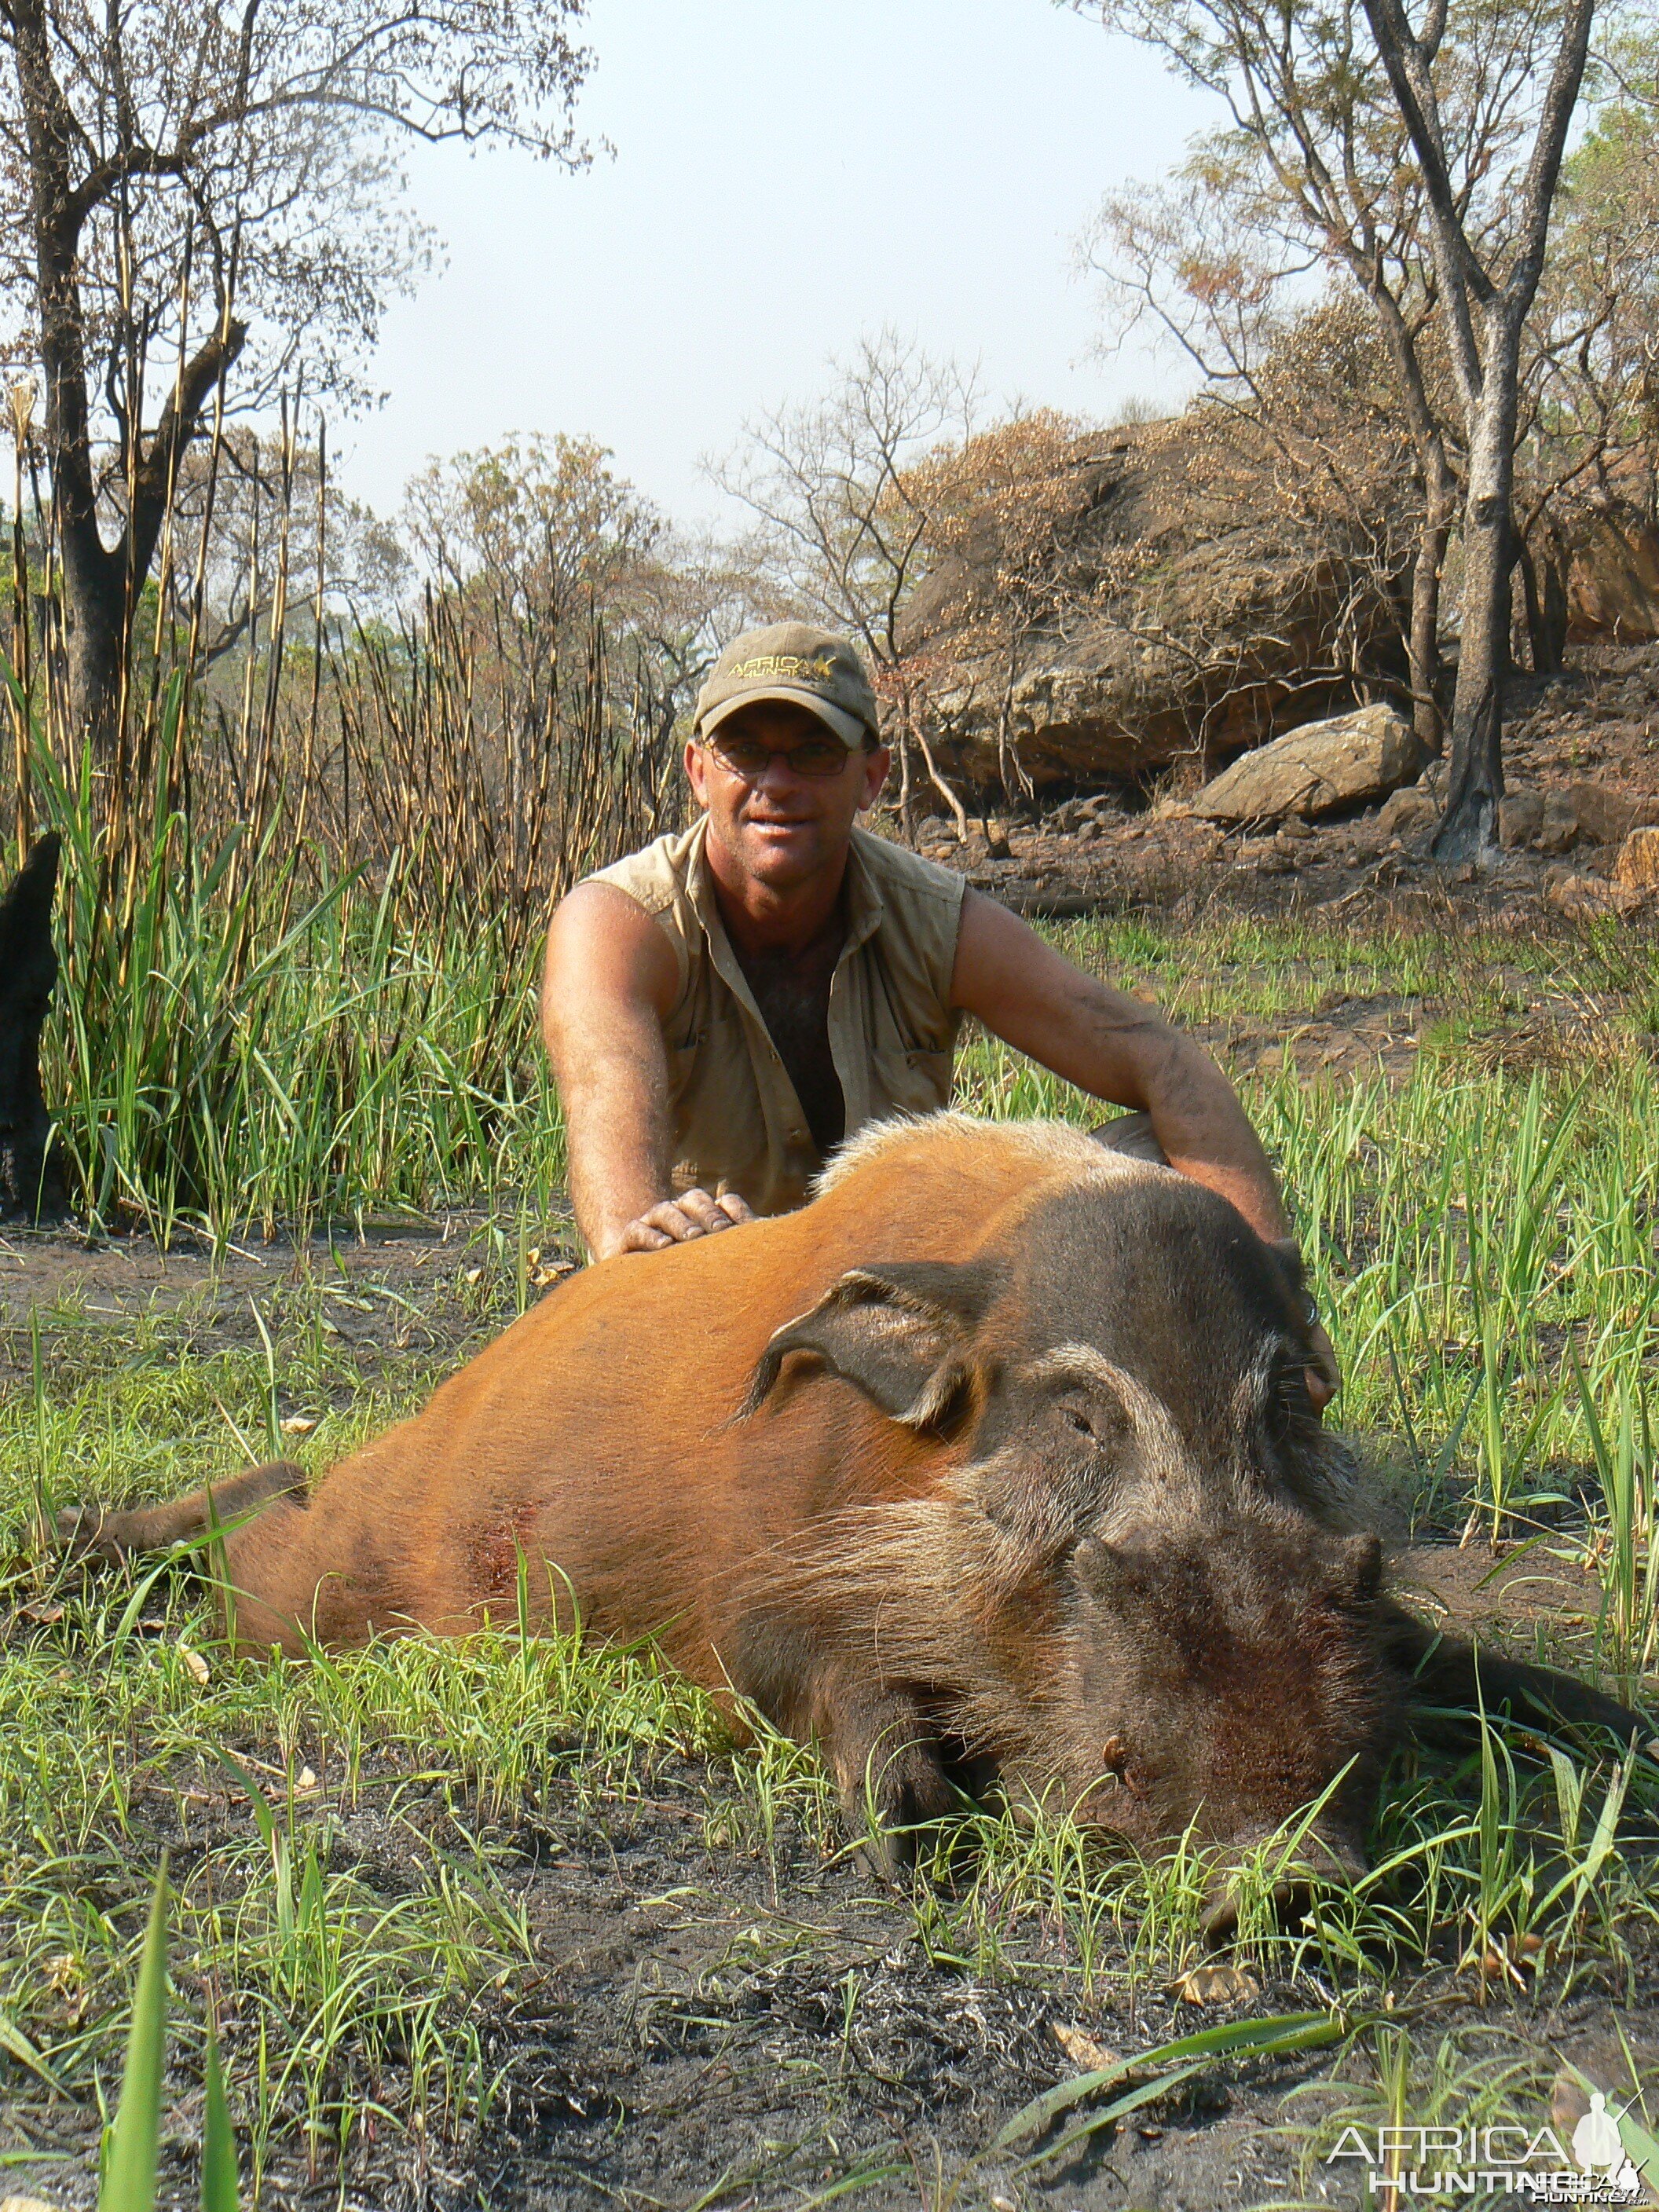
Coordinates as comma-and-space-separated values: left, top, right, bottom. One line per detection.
541, 623, 1336, 1402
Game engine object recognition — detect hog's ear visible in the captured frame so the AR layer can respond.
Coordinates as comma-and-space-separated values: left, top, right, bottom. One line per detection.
736, 1261, 998, 1430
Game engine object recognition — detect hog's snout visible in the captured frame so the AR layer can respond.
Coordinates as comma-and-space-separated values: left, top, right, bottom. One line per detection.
1064, 1518, 1400, 1862
1199, 1822, 1371, 1941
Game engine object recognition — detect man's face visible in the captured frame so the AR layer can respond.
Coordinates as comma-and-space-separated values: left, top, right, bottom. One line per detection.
686, 701, 890, 892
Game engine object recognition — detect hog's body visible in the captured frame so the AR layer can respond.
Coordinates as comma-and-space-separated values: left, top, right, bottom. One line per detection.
65, 1114, 1646, 1871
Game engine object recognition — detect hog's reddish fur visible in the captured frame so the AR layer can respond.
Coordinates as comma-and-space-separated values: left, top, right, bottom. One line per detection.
87, 1119, 1136, 1692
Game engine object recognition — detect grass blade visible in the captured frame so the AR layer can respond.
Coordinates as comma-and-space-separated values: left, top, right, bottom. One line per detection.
0, 2001, 70, 2097
200, 2021, 240, 2212
993, 2010, 1343, 2150
98, 1859, 170, 2212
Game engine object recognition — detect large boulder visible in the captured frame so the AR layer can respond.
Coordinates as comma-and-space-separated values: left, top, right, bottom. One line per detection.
1193, 705, 1422, 823
898, 415, 1412, 794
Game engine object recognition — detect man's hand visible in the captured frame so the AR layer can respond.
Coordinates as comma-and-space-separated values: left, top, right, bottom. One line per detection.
616, 1187, 756, 1255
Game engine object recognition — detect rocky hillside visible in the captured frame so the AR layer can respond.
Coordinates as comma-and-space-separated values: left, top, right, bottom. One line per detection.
901, 416, 1412, 793
898, 410, 1659, 800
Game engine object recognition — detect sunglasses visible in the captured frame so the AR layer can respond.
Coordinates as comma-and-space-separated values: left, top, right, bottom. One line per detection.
703, 732, 854, 780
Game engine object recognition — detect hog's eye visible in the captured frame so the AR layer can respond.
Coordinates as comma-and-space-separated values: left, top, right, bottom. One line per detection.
1062, 1404, 1097, 1438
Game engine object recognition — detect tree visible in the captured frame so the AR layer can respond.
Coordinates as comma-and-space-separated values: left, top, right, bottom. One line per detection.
1082, 143, 1462, 757
404, 432, 745, 775
1073, 0, 1609, 854
1518, 59, 1659, 625
1357, 0, 1598, 855
1, 0, 595, 749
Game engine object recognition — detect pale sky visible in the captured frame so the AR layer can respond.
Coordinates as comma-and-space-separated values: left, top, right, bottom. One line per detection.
336, 0, 1216, 531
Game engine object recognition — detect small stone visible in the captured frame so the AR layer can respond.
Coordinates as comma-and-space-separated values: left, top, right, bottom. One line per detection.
1569, 780, 1644, 848
1378, 786, 1437, 838
1537, 793, 1580, 855
1544, 870, 1635, 917
1053, 2022, 1119, 2071
1174, 1963, 1259, 2005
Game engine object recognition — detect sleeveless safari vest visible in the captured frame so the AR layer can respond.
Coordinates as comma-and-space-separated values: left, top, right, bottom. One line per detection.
589, 817, 966, 1217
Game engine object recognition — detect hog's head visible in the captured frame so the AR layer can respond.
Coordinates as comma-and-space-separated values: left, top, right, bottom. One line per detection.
740, 1156, 1399, 1871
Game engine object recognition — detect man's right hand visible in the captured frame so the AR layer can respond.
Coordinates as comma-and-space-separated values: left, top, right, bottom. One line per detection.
615, 1187, 756, 1254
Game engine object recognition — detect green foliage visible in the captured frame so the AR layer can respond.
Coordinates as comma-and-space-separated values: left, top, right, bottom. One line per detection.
8, 659, 564, 1244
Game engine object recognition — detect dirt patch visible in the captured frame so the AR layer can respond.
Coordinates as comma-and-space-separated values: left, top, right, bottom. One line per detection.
9, 1736, 1651, 2212
0, 1210, 585, 1391
905, 639, 1659, 949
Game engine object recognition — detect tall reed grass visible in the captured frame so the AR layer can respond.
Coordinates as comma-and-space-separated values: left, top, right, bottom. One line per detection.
4, 398, 687, 1240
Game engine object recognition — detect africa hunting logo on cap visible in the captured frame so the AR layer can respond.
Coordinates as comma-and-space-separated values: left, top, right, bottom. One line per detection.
694, 622, 880, 749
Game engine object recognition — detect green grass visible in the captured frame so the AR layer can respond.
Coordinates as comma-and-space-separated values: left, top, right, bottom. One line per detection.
4, 903, 1659, 2204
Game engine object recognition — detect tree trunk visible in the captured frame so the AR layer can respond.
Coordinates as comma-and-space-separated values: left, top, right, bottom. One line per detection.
1408, 470, 1454, 756
60, 533, 127, 750
0, 830, 68, 1220
1434, 314, 1522, 862
1529, 518, 1569, 674
12, 0, 244, 753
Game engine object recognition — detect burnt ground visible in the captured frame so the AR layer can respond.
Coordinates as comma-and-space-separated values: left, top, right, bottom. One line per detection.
2, 1223, 1656, 2212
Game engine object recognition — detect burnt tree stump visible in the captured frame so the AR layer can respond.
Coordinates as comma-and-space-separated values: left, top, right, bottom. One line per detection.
0, 831, 68, 1221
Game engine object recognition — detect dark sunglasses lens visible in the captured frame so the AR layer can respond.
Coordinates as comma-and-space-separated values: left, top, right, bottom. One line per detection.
792, 742, 849, 776
711, 738, 849, 778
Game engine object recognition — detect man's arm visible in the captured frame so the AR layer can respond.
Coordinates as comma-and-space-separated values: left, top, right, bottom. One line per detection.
951, 892, 1339, 1404
540, 883, 754, 1258
950, 889, 1287, 1240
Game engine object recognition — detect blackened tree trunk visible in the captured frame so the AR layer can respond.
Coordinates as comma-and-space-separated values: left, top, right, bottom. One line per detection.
1407, 469, 1455, 757
0, 830, 68, 1219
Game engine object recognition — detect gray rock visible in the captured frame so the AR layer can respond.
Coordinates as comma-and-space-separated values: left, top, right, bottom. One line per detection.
1498, 791, 1544, 849
1568, 780, 1659, 848
1193, 705, 1422, 824
1378, 786, 1438, 838
1538, 795, 1580, 855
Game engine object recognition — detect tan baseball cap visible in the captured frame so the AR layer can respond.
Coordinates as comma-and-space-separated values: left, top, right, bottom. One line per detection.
694, 622, 880, 749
